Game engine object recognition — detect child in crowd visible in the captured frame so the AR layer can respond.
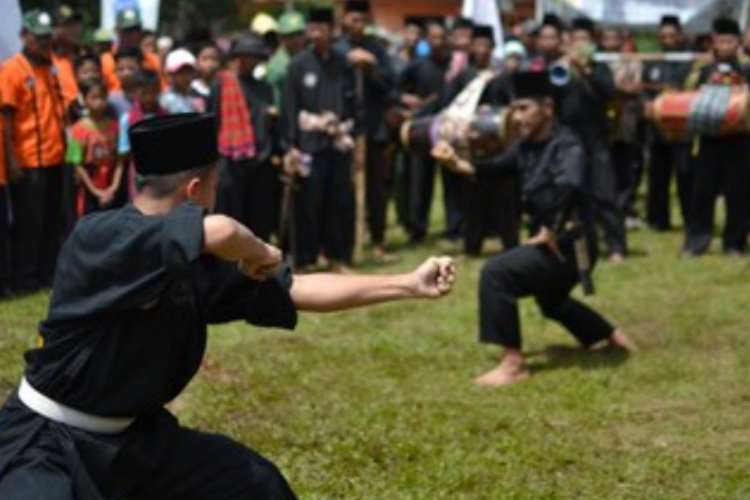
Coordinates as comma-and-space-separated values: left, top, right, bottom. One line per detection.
160, 48, 199, 113
66, 79, 123, 216
108, 47, 144, 118
68, 53, 104, 122
191, 43, 222, 112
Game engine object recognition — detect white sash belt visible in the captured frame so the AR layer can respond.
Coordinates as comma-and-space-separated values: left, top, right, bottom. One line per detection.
18, 377, 135, 434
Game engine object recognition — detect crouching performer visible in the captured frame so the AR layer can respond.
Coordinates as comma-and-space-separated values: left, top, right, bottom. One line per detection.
433, 71, 635, 387
0, 113, 456, 500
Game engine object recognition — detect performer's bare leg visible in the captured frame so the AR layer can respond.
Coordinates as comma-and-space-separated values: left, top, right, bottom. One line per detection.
474, 348, 530, 387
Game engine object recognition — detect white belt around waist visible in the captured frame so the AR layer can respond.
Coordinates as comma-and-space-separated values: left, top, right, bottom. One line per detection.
18, 378, 135, 434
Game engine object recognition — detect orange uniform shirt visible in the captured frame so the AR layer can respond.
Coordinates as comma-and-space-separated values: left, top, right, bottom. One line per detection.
101, 49, 165, 93
0, 53, 67, 168
0, 95, 6, 187
51, 52, 79, 106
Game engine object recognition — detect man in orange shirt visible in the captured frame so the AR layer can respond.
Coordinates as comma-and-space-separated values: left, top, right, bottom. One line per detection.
0, 9, 67, 294
101, 7, 164, 92
51, 4, 83, 106
0, 88, 9, 298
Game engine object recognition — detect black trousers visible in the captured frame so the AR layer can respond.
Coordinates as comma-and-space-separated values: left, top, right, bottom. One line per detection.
464, 175, 521, 255
478, 243, 615, 350
588, 146, 628, 255
646, 142, 692, 230
365, 140, 392, 245
0, 186, 10, 292
293, 149, 354, 266
441, 167, 467, 240
611, 140, 643, 219
684, 135, 750, 254
10, 166, 65, 292
216, 157, 280, 242
0, 397, 298, 500
406, 153, 436, 241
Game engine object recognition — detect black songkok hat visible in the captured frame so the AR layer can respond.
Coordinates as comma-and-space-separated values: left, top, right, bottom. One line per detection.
511, 71, 555, 100
405, 15, 426, 29
309, 7, 335, 25
541, 13, 564, 30
571, 17, 596, 34
130, 113, 218, 177
345, 0, 371, 14
453, 17, 475, 30
473, 24, 495, 43
713, 17, 741, 36
230, 34, 270, 58
660, 15, 681, 29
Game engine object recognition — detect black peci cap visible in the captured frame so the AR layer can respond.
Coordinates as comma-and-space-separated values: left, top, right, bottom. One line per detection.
344, 0, 371, 14
230, 33, 270, 58
713, 17, 741, 36
541, 13, 564, 30
130, 113, 218, 177
472, 24, 495, 43
660, 15, 681, 29
453, 17, 475, 30
571, 17, 596, 35
511, 71, 555, 100
309, 7, 335, 25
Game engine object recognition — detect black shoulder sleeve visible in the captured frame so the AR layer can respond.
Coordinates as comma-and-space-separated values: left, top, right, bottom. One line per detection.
162, 204, 207, 279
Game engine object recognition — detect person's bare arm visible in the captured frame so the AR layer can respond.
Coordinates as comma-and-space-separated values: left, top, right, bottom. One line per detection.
291, 257, 456, 313
203, 215, 282, 280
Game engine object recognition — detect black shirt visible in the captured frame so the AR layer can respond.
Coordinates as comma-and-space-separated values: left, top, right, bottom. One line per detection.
25, 203, 297, 417
282, 47, 356, 153
398, 55, 451, 117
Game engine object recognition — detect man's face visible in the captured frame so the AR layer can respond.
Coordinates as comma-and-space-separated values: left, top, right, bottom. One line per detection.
23, 31, 53, 59
307, 22, 333, 51
197, 47, 221, 80
116, 56, 141, 89
601, 29, 622, 52
54, 20, 83, 46
232, 54, 261, 76
512, 98, 552, 139
427, 25, 448, 57
451, 27, 473, 52
77, 60, 101, 85
404, 25, 422, 49
536, 26, 561, 57
118, 27, 142, 49
713, 34, 740, 60
504, 54, 522, 74
570, 29, 593, 47
470, 38, 493, 66
282, 32, 307, 55
659, 25, 681, 50
343, 11, 368, 38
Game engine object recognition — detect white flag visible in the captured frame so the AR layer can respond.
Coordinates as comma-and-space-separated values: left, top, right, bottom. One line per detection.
0, 0, 22, 64
462, 0, 505, 58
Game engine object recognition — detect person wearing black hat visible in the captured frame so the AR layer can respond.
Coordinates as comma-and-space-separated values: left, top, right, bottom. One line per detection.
442, 24, 521, 255
556, 17, 627, 263
641, 15, 693, 232
209, 33, 278, 241
528, 14, 565, 71
398, 20, 452, 243
281, 7, 358, 271
0, 111, 457, 499
682, 17, 750, 257
434, 71, 636, 386
398, 16, 426, 67
335, 0, 397, 261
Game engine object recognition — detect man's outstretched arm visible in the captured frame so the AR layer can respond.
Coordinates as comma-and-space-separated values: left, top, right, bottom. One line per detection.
291, 257, 456, 313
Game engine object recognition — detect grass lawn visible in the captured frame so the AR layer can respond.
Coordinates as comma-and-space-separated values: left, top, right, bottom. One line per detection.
1, 224, 750, 499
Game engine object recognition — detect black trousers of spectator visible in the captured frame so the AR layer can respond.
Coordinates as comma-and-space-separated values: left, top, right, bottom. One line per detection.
647, 142, 692, 230
0, 186, 10, 293
478, 242, 615, 350
216, 157, 279, 242
684, 135, 750, 254
293, 149, 354, 266
588, 147, 628, 255
10, 166, 64, 292
464, 175, 521, 255
365, 140, 392, 246
442, 167, 467, 240
407, 153, 436, 242
611, 140, 643, 219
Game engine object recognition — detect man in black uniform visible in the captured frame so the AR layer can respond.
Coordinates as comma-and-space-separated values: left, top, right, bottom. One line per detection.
282, 7, 356, 271
443, 24, 521, 255
398, 20, 451, 243
683, 18, 750, 257
642, 15, 692, 231
0, 113, 456, 499
334, 0, 397, 261
434, 72, 635, 387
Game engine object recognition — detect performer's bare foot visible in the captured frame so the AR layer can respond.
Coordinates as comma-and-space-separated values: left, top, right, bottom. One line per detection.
607, 329, 638, 353
329, 261, 355, 275
609, 252, 625, 264
474, 351, 530, 387
372, 245, 396, 264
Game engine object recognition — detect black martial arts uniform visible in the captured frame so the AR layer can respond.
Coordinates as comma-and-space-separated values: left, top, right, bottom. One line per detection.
211, 73, 280, 241
474, 125, 615, 350
444, 68, 521, 254
0, 203, 299, 500
557, 62, 628, 256
683, 59, 750, 254
642, 55, 692, 230
335, 35, 396, 247
398, 53, 450, 241
282, 47, 356, 266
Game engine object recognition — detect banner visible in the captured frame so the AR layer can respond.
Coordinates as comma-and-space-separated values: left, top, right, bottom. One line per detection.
0, 0, 22, 64
101, 0, 162, 31
539, 0, 749, 31
462, 0, 505, 58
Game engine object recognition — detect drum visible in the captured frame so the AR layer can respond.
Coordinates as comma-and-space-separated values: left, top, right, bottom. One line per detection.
400, 106, 515, 159
648, 86, 750, 140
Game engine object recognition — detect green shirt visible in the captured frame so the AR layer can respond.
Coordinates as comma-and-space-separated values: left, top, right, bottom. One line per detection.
266, 47, 291, 108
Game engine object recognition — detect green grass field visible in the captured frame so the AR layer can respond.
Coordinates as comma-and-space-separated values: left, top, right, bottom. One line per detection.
2, 223, 750, 499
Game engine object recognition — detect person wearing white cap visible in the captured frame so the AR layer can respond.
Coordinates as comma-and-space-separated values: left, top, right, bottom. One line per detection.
160, 48, 199, 114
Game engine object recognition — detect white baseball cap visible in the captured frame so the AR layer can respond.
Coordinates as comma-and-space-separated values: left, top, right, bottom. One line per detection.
165, 48, 196, 73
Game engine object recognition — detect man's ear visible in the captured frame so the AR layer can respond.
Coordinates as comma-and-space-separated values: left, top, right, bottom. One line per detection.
184, 176, 202, 203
